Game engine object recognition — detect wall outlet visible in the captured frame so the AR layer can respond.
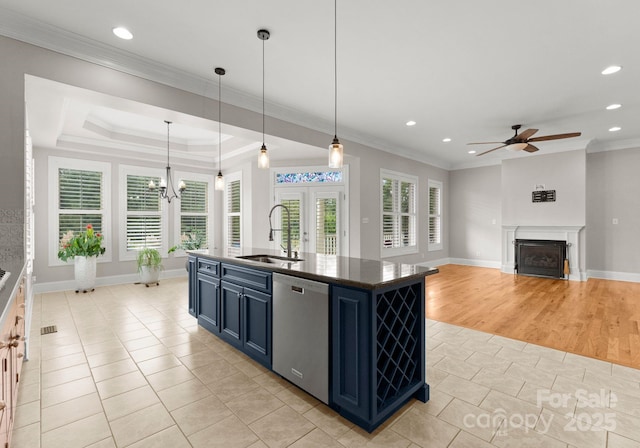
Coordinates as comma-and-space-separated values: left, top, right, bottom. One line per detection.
612, 218, 619, 225
491, 219, 496, 225
362, 217, 369, 224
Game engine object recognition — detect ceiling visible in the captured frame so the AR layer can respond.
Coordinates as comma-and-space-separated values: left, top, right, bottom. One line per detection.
3, 0, 640, 169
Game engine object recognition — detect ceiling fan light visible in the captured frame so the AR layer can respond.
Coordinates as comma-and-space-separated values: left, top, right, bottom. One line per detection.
507, 143, 528, 151
609, 126, 621, 132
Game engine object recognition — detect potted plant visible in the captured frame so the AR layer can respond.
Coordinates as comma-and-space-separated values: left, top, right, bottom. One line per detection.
137, 247, 163, 286
168, 228, 206, 254
58, 224, 106, 293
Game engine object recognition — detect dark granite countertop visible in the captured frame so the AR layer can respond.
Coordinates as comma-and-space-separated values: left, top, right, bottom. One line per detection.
189, 248, 438, 290
0, 258, 25, 325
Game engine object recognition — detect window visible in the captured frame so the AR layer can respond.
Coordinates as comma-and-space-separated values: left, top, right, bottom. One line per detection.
119, 166, 167, 260
428, 179, 443, 251
224, 172, 242, 256
380, 169, 417, 257
174, 172, 213, 255
48, 157, 111, 265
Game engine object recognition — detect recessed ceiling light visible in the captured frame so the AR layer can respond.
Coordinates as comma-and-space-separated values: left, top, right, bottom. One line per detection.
601, 65, 621, 75
405, 120, 416, 127
468, 150, 476, 154
113, 27, 133, 40
442, 138, 452, 143
606, 103, 621, 110
609, 126, 622, 132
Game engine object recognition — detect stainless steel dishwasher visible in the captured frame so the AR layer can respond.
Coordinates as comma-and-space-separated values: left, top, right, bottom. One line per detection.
272, 273, 329, 404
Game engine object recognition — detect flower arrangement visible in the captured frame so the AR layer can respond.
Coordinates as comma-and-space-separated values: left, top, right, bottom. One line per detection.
57, 224, 106, 262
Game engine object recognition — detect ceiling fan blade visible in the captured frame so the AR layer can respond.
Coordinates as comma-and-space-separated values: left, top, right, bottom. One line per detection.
476, 144, 507, 156
528, 132, 581, 142
522, 144, 539, 153
516, 128, 539, 141
467, 142, 505, 145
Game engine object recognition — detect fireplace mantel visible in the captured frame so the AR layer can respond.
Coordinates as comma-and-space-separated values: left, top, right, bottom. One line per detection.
502, 226, 585, 281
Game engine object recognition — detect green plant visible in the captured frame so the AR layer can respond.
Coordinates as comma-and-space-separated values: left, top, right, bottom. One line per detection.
136, 248, 163, 272
168, 228, 205, 253
57, 224, 106, 262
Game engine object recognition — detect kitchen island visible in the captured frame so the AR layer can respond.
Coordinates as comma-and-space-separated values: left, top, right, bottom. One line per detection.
188, 248, 438, 432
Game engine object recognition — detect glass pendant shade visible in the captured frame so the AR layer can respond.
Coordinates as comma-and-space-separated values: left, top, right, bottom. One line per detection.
258, 144, 270, 169
328, 137, 344, 168
215, 171, 225, 191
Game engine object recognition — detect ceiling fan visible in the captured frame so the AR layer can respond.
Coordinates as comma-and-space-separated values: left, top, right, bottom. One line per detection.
468, 124, 581, 156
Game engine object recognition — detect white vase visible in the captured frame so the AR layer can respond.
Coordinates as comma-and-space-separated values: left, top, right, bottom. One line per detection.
140, 265, 160, 286
74, 255, 97, 292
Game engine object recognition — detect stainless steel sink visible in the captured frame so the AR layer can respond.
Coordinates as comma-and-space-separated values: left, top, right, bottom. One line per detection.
236, 254, 303, 264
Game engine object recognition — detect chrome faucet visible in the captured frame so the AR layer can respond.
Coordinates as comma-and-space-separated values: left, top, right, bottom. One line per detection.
268, 204, 292, 258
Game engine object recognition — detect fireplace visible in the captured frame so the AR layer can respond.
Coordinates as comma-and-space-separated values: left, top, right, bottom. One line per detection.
515, 239, 567, 279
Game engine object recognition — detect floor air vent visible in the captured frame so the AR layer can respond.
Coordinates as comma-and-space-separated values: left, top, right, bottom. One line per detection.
41, 325, 58, 335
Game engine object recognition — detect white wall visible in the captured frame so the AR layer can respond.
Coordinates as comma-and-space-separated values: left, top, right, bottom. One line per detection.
501, 150, 586, 226
449, 165, 501, 264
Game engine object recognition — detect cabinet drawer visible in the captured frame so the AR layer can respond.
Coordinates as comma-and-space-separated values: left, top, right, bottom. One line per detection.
221, 263, 272, 294
197, 258, 220, 277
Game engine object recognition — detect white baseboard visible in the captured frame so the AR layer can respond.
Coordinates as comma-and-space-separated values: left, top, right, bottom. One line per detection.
417, 257, 451, 268
449, 258, 502, 269
33, 269, 188, 294
588, 270, 640, 283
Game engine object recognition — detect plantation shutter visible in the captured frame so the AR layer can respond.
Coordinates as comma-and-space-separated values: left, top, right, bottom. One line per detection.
428, 181, 442, 248
381, 173, 417, 252
315, 197, 338, 255
280, 198, 301, 252
58, 168, 103, 239
227, 179, 241, 254
126, 174, 162, 250
180, 180, 208, 248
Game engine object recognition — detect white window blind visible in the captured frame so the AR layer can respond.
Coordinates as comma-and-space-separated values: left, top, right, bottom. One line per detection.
381, 170, 418, 257
179, 180, 208, 249
126, 174, 162, 251
48, 156, 111, 265
315, 197, 338, 255
428, 179, 443, 251
58, 168, 104, 239
280, 198, 301, 252
226, 177, 241, 255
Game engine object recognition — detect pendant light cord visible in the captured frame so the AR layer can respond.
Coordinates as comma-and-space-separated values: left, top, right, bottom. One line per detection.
166, 121, 170, 167
262, 37, 266, 145
334, 0, 338, 139
218, 73, 222, 172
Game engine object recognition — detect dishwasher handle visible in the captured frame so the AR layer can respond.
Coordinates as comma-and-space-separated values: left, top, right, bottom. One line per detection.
291, 285, 304, 294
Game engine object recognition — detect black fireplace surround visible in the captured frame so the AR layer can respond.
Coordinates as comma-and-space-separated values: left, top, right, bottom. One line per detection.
515, 239, 567, 279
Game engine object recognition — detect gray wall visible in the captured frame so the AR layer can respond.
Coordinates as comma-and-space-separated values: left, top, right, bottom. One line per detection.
449, 165, 501, 263
502, 150, 586, 226
586, 147, 640, 274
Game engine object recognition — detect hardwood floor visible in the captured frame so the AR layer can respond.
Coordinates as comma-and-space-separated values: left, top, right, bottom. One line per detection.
426, 264, 640, 369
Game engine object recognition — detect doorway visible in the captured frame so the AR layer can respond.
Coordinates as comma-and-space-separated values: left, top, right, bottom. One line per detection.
271, 167, 348, 256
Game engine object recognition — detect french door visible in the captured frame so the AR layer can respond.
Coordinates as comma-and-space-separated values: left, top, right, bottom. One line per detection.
274, 186, 345, 256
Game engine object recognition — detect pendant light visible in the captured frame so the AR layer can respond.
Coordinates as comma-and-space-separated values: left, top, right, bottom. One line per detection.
257, 29, 270, 169
148, 120, 186, 202
215, 67, 226, 191
328, 0, 344, 168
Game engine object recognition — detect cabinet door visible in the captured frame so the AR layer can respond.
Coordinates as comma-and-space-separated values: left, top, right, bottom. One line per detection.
331, 285, 371, 423
197, 274, 220, 334
188, 257, 197, 317
0, 348, 9, 448
242, 288, 271, 367
220, 281, 243, 349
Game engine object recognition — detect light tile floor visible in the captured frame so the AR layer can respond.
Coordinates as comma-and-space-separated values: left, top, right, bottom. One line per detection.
13, 277, 640, 447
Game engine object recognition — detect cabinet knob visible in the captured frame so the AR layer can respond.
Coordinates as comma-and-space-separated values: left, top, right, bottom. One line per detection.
0, 400, 5, 410
16, 315, 23, 321
0, 342, 6, 349
19, 304, 25, 309
9, 340, 19, 348
17, 353, 24, 358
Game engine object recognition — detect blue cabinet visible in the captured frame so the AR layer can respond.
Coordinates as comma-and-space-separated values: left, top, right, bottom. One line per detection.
188, 256, 197, 317
331, 280, 428, 432
197, 274, 220, 334
242, 287, 271, 366
220, 281, 243, 349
